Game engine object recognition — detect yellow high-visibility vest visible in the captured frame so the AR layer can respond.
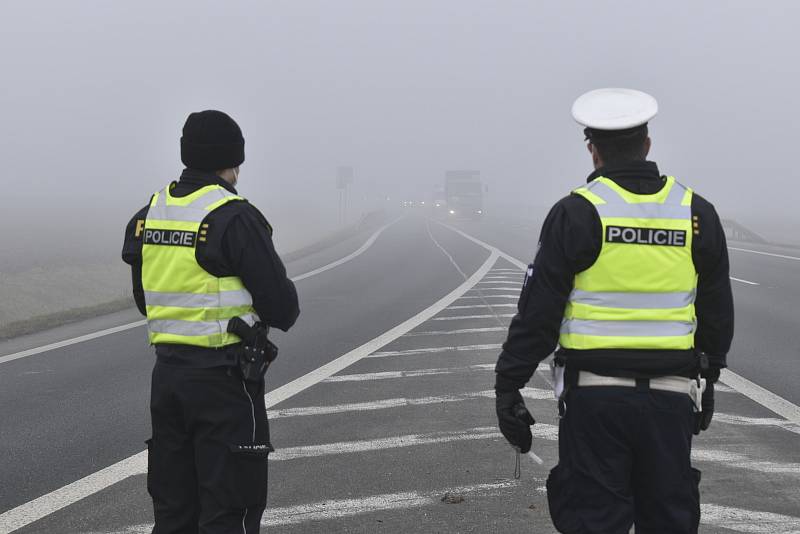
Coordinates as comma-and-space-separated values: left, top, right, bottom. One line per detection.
559, 176, 698, 351
141, 183, 258, 347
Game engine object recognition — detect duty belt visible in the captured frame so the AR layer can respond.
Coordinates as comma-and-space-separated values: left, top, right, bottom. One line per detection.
576, 370, 706, 411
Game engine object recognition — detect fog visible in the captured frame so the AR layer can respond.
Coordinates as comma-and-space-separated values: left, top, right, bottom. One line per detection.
2, 0, 799, 271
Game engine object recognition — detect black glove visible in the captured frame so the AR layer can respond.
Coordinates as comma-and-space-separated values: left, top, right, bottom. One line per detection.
496, 389, 536, 453
694, 381, 715, 434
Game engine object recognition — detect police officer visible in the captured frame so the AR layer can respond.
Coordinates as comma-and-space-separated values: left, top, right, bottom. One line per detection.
494, 89, 734, 533
122, 110, 300, 533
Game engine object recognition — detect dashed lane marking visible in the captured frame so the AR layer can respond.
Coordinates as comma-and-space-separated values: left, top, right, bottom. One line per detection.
692, 448, 800, 475
730, 276, 760, 286
701, 503, 800, 533
322, 364, 496, 382
446, 303, 517, 310
270, 424, 558, 461
0, 239, 500, 532
455, 294, 519, 300
368, 343, 502, 358
468, 286, 522, 291
404, 326, 508, 337
270, 426, 506, 461
432, 314, 515, 321
267, 387, 553, 419
438, 223, 800, 427
0, 218, 403, 367
85, 482, 523, 533
713, 413, 800, 436
262, 481, 522, 528
720, 369, 800, 425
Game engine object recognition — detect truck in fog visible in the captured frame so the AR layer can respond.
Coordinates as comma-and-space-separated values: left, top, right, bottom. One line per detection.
445, 170, 483, 219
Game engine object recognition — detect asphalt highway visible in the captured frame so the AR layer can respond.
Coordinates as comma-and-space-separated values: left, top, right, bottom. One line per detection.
1, 213, 799, 533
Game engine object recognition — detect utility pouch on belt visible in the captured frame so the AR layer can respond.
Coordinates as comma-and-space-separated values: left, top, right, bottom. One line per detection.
227, 316, 278, 382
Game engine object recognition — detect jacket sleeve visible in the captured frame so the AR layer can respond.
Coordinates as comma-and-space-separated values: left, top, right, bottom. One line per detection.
220, 205, 300, 332
691, 194, 734, 369
495, 195, 601, 391
121, 206, 149, 316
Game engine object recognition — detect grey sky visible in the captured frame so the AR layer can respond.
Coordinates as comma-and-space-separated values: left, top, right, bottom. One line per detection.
2, 0, 798, 267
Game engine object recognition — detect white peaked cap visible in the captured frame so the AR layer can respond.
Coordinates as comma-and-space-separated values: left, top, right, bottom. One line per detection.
571, 88, 658, 130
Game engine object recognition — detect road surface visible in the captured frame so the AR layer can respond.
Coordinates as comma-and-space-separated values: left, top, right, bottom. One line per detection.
1, 214, 799, 533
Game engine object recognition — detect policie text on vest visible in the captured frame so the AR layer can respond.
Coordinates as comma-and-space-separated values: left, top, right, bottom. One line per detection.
143, 229, 197, 248
606, 226, 687, 247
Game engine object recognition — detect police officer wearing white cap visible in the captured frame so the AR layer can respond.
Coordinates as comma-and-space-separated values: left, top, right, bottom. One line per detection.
494, 89, 734, 533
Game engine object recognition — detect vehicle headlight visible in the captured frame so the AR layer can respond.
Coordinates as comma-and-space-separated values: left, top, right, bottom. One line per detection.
449, 209, 455, 215
477, 210, 482, 214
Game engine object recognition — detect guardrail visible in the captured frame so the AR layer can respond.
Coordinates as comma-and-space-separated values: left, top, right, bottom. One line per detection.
721, 219, 768, 244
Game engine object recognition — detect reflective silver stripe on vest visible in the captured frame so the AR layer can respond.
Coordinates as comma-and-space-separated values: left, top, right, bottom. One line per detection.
199, 188, 239, 209
145, 289, 254, 309
586, 179, 690, 219
560, 319, 695, 337
569, 289, 695, 309
147, 186, 240, 222
146, 205, 210, 222
148, 312, 259, 337
594, 203, 690, 219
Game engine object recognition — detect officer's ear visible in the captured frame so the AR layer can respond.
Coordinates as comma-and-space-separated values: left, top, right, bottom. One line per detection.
589, 143, 603, 169
643, 136, 651, 158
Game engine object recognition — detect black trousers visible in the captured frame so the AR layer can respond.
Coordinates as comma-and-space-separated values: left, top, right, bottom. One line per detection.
547, 387, 701, 534
147, 361, 271, 534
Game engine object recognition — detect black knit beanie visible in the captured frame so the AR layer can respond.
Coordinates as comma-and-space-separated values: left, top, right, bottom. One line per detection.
181, 110, 245, 170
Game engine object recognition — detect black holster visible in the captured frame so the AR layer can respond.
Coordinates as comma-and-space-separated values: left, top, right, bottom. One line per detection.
227, 317, 278, 382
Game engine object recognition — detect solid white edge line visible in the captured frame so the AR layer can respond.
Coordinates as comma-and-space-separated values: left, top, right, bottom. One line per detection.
291, 217, 401, 282
436, 222, 800, 427
0, 218, 402, 366
0, 247, 502, 533
0, 321, 147, 365
729, 246, 800, 262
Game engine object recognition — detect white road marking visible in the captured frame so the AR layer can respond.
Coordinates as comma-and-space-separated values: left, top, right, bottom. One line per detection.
440, 223, 800, 427
729, 246, 800, 262
455, 294, 519, 300
368, 343, 502, 358
290, 218, 400, 282
268, 387, 553, 419
730, 276, 760, 286
425, 220, 469, 280
271, 424, 558, 461
0, 452, 148, 533
86, 493, 800, 534
0, 219, 402, 367
322, 364, 496, 382
432, 314, 515, 321
713, 413, 800, 436
0, 245, 500, 532
468, 286, 521, 291
692, 448, 800, 475
446, 303, 517, 310
720, 369, 800, 425
404, 326, 508, 337
482, 275, 523, 280
0, 321, 147, 366
270, 426, 504, 461
475, 281, 520, 287
84, 482, 523, 533
262, 481, 520, 527
701, 503, 800, 533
